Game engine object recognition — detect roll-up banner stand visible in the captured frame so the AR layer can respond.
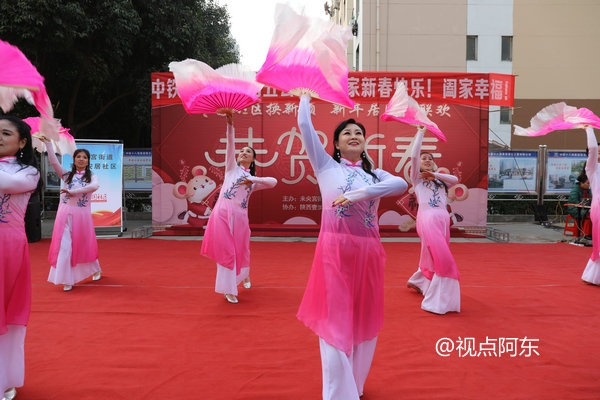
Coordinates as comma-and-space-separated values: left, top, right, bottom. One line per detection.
60, 139, 124, 236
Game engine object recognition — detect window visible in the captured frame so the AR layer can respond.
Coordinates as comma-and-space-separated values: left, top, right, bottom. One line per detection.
500, 106, 512, 124
466, 36, 478, 61
501, 36, 513, 61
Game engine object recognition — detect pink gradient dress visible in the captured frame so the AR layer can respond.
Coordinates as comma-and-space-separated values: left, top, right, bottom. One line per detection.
296, 96, 408, 355
201, 123, 277, 289
582, 126, 600, 284
45, 142, 101, 285
0, 156, 39, 393
406, 129, 460, 314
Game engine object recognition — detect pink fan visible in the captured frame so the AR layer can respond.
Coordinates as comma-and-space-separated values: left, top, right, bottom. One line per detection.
0, 40, 53, 118
381, 82, 447, 142
256, 3, 355, 109
169, 59, 263, 114
24, 117, 76, 156
513, 102, 600, 136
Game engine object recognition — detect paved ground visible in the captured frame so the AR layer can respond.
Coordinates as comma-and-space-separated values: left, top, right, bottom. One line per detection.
37, 217, 581, 244
486, 221, 582, 245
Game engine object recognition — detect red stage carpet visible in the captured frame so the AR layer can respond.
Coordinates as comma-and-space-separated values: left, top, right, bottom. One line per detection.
19, 238, 600, 399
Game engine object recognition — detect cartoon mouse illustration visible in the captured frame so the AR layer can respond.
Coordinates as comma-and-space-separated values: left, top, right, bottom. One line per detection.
173, 166, 218, 228
151, 169, 188, 225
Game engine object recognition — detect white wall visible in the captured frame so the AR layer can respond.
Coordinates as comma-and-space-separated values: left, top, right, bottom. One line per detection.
467, 0, 514, 148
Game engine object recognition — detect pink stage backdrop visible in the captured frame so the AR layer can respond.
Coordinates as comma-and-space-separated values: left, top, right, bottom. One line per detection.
151, 71, 514, 236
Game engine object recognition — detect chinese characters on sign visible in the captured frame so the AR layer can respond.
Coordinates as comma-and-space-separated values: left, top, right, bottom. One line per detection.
62, 141, 124, 229
488, 151, 537, 193
152, 71, 514, 234
152, 71, 515, 108
123, 150, 153, 191
489, 151, 587, 194
546, 151, 586, 194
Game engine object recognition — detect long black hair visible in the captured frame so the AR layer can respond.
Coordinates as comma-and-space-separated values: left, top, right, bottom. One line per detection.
330, 118, 379, 182
0, 115, 37, 168
238, 147, 257, 176
0, 114, 43, 190
65, 148, 93, 184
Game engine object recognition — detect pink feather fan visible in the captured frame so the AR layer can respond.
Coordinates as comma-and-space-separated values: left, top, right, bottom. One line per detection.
24, 117, 76, 156
256, 3, 355, 109
169, 59, 263, 114
513, 102, 600, 137
0, 40, 53, 118
381, 82, 447, 142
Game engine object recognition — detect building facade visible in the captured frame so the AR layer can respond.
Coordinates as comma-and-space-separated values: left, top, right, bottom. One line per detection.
326, 0, 600, 152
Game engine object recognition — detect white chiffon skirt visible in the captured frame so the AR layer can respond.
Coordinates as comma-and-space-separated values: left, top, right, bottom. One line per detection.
215, 263, 249, 295
421, 275, 461, 314
0, 325, 26, 394
47, 220, 101, 286
582, 258, 600, 285
407, 269, 432, 294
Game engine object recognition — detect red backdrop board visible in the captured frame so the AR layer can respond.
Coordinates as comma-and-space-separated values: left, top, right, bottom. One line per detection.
151, 71, 514, 236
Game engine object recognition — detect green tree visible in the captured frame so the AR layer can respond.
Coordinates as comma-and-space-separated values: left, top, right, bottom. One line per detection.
0, 0, 239, 147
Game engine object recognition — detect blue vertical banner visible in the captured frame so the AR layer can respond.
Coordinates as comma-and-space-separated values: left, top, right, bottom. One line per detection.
62, 141, 123, 229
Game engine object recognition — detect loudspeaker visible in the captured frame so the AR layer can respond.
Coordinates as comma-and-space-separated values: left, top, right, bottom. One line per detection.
25, 193, 42, 243
534, 204, 548, 222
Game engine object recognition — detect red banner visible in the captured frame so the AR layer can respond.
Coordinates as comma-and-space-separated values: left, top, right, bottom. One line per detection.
151, 71, 513, 236
151, 71, 514, 108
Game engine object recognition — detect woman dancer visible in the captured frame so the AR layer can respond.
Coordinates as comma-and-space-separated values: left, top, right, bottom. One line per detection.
0, 115, 40, 400
582, 125, 600, 284
406, 127, 460, 314
201, 111, 277, 304
43, 138, 102, 291
296, 95, 408, 399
